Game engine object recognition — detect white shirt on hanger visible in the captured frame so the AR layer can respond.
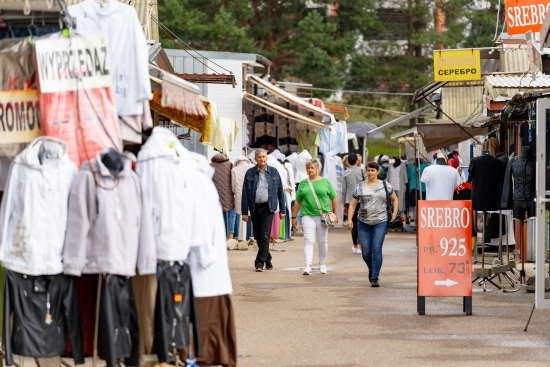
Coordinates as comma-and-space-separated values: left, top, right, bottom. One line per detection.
68, 0, 152, 116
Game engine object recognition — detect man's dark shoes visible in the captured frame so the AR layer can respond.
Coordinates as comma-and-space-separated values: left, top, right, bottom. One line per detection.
255, 265, 263, 272
371, 278, 379, 287
266, 262, 273, 270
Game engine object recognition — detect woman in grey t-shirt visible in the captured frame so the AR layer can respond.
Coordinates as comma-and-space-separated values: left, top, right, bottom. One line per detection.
346, 161, 398, 287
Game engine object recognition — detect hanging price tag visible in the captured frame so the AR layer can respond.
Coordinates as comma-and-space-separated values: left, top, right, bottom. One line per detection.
174, 293, 183, 303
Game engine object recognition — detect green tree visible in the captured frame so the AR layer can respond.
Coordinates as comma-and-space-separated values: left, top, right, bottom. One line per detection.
157, 1, 377, 97
157, 0, 255, 52
157, 1, 501, 100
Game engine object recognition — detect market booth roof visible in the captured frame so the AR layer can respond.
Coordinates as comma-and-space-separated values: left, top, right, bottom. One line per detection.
246, 74, 332, 121
392, 113, 493, 151
367, 104, 433, 136
416, 123, 489, 152
243, 92, 331, 130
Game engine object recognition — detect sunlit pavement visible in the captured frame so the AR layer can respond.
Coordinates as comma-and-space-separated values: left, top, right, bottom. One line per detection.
229, 226, 550, 367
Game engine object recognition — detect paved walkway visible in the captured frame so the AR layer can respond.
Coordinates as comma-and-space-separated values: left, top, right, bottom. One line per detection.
228, 226, 550, 367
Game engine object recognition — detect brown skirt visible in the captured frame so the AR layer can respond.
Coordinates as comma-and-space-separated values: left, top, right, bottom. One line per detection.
195, 294, 237, 367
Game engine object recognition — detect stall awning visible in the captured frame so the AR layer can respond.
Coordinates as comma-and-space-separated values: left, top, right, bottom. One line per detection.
391, 127, 417, 140
416, 123, 489, 151
149, 90, 207, 133
243, 92, 331, 130
246, 74, 331, 120
428, 113, 493, 128
412, 81, 447, 104
367, 104, 433, 136
325, 103, 350, 119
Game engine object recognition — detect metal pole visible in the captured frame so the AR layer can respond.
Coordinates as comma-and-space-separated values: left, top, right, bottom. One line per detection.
498, 209, 503, 263
414, 132, 421, 224
93, 275, 103, 367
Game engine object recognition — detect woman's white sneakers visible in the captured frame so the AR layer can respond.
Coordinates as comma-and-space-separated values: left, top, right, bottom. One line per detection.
352, 246, 362, 255
303, 264, 327, 274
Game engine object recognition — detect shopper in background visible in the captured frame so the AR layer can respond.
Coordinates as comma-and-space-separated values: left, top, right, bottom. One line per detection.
291, 159, 338, 275
341, 153, 364, 255
347, 161, 398, 287
241, 149, 286, 272
231, 155, 254, 240
342, 155, 351, 170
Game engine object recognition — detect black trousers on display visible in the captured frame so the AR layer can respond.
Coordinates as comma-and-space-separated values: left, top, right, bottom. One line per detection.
154, 262, 200, 363
99, 275, 139, 367
252, 202, 274, 268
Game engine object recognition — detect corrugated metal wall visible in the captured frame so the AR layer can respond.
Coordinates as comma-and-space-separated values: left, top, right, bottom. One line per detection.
502, 48, 529, 73
441, 86, 484, 120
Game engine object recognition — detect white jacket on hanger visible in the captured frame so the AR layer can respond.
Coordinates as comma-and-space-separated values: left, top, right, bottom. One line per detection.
187, 177, 233, 297
68, 0, 152, 116
0, 137, 77, 275
63, 150, 156, 277
137, 127, 207, 262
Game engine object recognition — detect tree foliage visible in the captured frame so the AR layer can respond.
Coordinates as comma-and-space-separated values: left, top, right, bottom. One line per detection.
157, 0, 502, 101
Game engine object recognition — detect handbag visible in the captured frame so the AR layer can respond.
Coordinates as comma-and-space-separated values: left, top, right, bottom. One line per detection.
382, 180, 392, 226
308, 179, 337, 227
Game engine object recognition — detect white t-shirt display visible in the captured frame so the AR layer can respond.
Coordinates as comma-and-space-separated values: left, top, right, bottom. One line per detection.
421, 164, 463, 200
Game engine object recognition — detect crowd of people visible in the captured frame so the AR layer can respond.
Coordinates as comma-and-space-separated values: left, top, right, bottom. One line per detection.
212, 148, 466, 288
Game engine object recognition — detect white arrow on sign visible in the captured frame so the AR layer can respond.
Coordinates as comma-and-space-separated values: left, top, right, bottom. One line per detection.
434, 279, 458, 287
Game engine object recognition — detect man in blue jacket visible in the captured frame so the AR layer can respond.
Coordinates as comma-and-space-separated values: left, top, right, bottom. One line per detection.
242, 148, 286, 272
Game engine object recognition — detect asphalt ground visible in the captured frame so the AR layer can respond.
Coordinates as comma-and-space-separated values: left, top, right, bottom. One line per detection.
228, 226, 550, 367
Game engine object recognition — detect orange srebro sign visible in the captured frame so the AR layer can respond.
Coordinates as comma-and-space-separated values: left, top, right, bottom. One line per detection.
418, 200, 472, 297
505, 0, 550, 35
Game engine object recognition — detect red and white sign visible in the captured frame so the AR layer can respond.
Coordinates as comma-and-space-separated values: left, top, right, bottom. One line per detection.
505, 0, 550, 35
35, 34, 120, 167
418, 200, 472, 297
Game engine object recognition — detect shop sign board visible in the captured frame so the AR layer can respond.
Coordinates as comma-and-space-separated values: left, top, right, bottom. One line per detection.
417, 200, 472, 297
433, 49, 481, 82
35, 34, 112, 93
34, 34, 120, 167
0, 90, 42, 144
505, 0, 550, 35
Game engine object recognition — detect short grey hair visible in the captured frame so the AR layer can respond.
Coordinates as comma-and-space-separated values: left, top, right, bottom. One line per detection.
306, 158, 322, 172
255, 148, 268, 157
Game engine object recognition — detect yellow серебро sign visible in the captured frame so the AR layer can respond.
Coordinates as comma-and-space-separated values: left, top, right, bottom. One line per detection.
433, 49, 481, 82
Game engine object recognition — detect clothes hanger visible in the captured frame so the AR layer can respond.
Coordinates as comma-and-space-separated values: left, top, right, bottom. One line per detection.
27, 16, 36, 44
7, 23, 14, 39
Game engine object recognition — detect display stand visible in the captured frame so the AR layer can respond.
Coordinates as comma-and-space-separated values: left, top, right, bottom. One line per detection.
484, 210, 517, 287
472, 212, 501, 291
269, 237, 286, 252
92, 275, 103, 367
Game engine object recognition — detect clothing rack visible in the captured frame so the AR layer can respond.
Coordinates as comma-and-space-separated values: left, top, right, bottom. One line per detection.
0, 0, 73, 30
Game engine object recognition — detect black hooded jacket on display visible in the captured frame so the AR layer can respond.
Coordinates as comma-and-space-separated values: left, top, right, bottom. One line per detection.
469, 153, 504, 211
3, 270, 84, 366
501, 147, 536, 208
155, 262, 200, 363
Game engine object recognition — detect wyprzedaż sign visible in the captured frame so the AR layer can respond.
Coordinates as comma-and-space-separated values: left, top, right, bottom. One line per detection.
433, 49, 481, 82
504, 0, 550, 35
418, 200, 472, 297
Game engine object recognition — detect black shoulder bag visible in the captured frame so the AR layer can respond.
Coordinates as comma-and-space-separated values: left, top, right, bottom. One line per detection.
382, 180, 392, 227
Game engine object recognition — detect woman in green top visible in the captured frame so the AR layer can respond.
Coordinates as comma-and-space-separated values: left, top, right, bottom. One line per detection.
291, 159, 338, 275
